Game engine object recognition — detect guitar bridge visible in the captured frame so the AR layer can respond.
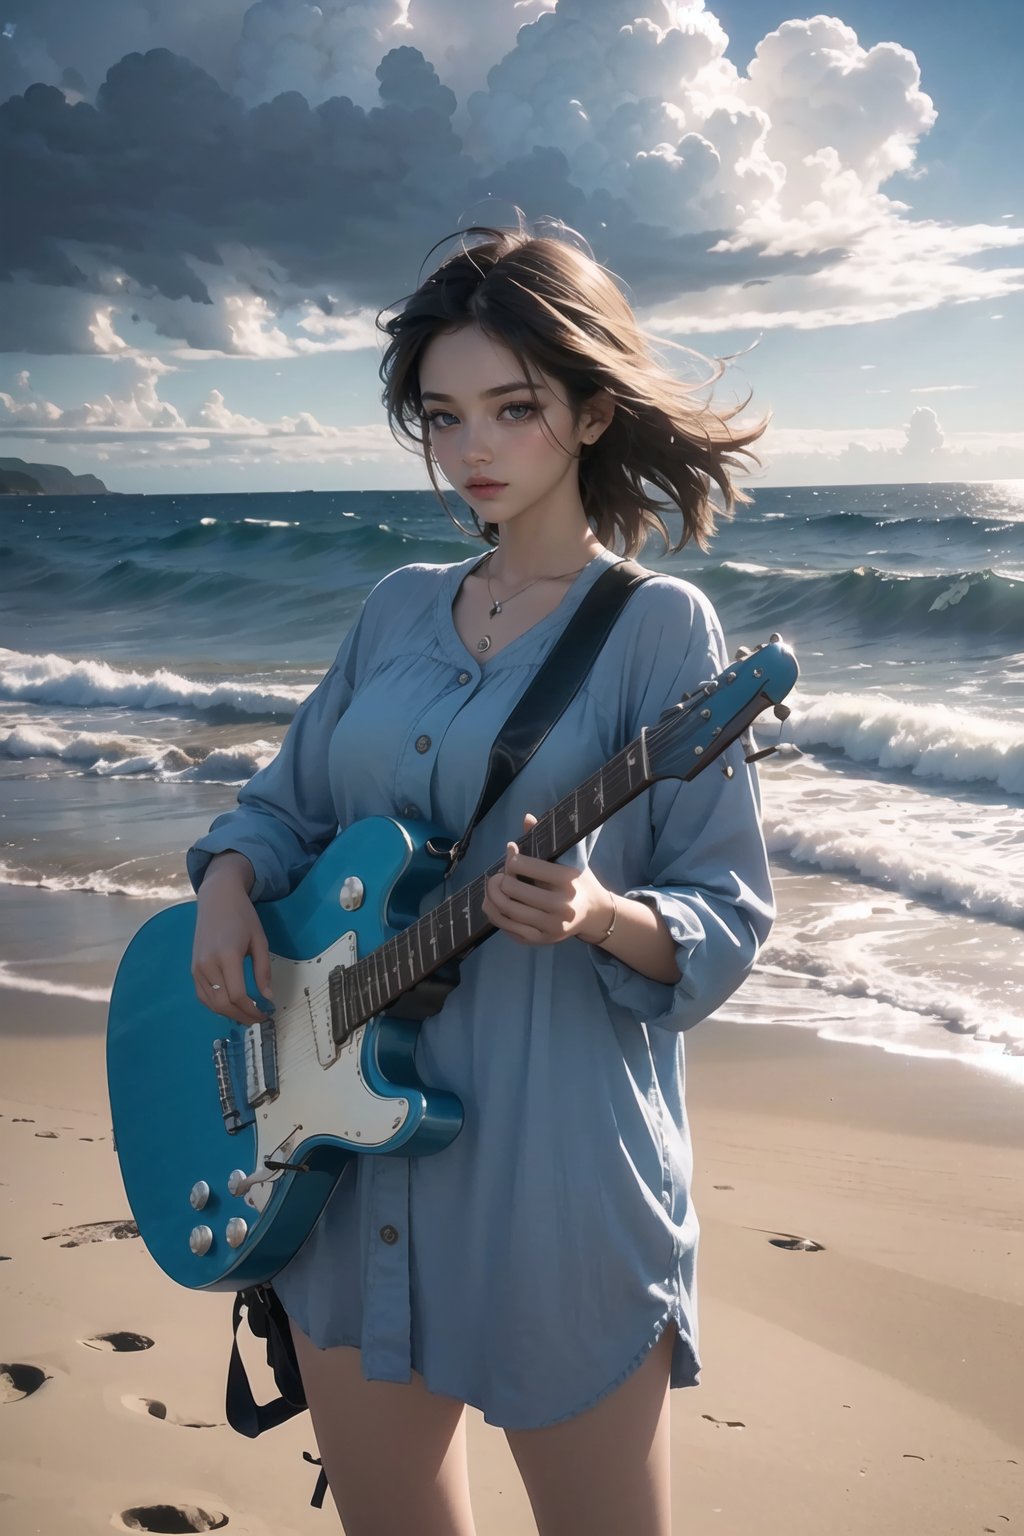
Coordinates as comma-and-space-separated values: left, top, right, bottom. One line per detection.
212, 1037, 246, 1135
212, 1023, 278, 1136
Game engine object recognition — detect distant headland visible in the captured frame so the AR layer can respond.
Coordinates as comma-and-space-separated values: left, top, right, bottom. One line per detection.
0, 457, 110, 495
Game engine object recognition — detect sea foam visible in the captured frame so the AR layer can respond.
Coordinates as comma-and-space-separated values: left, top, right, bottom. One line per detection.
780, 690, 1024, 794
0, 959, 111, 1003
0, 861, 187, 901
762, 813, 1023, 925
0, 721, 277, 783
0, 648, 306, 718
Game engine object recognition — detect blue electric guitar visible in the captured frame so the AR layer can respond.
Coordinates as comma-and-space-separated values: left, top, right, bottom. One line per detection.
107, 637, 798, 1291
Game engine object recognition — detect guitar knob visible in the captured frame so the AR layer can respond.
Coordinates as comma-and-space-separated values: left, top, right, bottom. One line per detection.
227, 1168, 248, 1197
189, 1181, 210, 1210
339, 876, 364, 912
189, 1225, 214, 1256
774, 704, 791, 721
225, 1217, 249, 1248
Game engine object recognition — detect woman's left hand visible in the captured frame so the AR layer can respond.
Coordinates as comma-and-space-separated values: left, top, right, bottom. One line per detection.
482, 812, 613, 946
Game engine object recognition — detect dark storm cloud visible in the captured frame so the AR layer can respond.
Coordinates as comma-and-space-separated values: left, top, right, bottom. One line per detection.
0, 41, 815, 354
0, 45, 467, 312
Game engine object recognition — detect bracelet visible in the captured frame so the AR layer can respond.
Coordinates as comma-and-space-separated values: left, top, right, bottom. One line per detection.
592, 891, 617, 946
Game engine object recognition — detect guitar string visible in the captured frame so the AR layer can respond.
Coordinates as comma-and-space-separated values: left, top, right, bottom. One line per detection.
251, 729, 651, 1078
244, 691, 752, 1087
233, 686, 753, 1083
238, 690, 752, 1086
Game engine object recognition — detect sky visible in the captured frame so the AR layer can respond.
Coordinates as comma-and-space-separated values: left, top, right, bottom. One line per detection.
0, 0, 1021, 494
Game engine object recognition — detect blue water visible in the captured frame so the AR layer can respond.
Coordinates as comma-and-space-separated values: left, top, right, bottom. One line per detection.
2, 481, 1022, 1079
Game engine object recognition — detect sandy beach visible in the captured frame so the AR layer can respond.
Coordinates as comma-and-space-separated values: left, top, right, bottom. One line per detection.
2, 985, 1020, 1536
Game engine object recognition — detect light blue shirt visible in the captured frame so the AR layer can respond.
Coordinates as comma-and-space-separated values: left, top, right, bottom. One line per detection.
186, 545, 774, 1429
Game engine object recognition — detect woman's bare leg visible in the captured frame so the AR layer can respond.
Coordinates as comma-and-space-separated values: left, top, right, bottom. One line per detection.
290, 1319, 478, 1536
503, 1324, 677, 1536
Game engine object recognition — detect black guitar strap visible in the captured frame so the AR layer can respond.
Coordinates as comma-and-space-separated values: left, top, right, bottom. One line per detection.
445, 554, 654, 876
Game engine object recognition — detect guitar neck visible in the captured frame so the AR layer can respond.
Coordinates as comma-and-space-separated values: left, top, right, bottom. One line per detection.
341, 732, 656, 1028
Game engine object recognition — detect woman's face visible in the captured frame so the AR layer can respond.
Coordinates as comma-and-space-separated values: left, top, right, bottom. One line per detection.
418, 324, 604, 530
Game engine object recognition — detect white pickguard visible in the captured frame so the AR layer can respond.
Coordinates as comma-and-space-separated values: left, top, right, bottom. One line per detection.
237, 935, 411, 1214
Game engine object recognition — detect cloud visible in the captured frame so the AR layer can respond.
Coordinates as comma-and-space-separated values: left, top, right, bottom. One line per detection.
5, 367, 1021, 490
0, 365, 400, 470
756, 406, 1024, 485
0, 0, 1021, 362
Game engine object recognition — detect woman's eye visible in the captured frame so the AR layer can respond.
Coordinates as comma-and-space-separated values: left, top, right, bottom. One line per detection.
425, 402, 535, 428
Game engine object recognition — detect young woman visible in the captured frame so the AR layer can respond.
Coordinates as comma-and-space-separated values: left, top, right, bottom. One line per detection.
186, 219, 774, 1536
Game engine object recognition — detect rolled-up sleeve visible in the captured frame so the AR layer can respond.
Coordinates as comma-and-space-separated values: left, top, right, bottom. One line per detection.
186, 603, 369, 903
587, 584, 775, 1032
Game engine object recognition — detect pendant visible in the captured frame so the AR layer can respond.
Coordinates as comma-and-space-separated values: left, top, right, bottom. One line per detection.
477, 635, 491, 653
489, 600, 502, 617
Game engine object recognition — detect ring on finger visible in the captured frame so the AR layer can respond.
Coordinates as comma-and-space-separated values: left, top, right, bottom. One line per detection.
210, 983, 222, 991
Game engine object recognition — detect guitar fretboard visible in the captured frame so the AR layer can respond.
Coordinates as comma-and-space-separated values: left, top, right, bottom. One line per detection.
338, 730, 655, 1031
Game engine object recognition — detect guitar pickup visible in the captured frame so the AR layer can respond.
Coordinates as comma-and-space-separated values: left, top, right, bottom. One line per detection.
243, 1018, 279, 1106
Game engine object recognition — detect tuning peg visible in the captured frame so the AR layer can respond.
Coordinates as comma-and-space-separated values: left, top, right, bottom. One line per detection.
733, 645, 753, 661
774, 704, 791, 721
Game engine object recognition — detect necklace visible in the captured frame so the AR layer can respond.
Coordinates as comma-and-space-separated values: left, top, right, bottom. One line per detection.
475, 548, 597, 654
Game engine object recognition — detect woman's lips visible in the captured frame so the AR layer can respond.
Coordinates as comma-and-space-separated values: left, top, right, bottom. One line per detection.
466, 482, 506, 497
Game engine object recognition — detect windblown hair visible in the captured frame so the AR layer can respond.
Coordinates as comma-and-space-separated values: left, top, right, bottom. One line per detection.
375, 215, 769, 558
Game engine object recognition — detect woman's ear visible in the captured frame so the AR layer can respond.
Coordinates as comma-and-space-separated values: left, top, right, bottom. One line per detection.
581, 388, 615, 444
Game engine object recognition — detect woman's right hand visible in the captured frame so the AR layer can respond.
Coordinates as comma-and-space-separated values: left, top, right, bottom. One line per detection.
191, 851, 274, 1026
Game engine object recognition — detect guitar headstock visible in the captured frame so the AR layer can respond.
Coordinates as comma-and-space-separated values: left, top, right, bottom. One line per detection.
647, 634, 799, 783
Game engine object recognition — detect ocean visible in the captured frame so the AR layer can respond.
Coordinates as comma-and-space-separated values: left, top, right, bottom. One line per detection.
1, 482, 1022, 1084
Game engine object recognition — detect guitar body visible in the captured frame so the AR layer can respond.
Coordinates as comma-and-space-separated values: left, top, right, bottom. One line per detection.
107, 815, 464, 1291
108, 637, 798, 1296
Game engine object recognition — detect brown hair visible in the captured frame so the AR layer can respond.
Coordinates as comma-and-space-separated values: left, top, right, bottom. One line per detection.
375, 215, 769, 558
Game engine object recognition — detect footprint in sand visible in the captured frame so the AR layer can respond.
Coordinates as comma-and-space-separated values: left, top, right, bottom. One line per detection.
81, 1332, 154, 1353
122, 1395, 223, 1429
34, 1131, 59, 1139
1, 1363, 50, 1403
701, 1413, 746, 1429
115, 1506, 228, 1532
43, 1219, 139, 1247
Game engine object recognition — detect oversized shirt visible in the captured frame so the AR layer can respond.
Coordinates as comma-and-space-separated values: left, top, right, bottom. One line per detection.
186, 544, 775, 1429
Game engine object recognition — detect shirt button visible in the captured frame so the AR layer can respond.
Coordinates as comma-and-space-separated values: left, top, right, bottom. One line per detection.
457, 671, 471, 685
415, 734, 431, 753
379, 1224, 400, 1245
401, 803, 420, 819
